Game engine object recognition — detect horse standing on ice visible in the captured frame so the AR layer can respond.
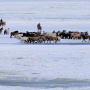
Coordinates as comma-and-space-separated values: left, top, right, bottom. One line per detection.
0, 22, 6, 26
82, 35, 90, 43
37, 23, 42, 31
0, 27, 4, 34
10, 31, 19, 38
4, 28, 10, 35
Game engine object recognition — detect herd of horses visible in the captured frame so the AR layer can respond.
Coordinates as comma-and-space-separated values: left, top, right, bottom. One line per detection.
0, 21, 8, 35
10, 31, 60, 43
0, 22, 90, 43
10, 29, 90, 43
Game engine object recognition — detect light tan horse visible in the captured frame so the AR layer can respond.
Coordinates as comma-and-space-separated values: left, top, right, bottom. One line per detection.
28, 37, 40, 43
46, 36, 59, 43
71, 33, 81, 39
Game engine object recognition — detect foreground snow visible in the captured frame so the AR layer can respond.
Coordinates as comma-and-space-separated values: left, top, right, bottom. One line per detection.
0, 36, 90, 80
0, 86, 90, 90
0, 35, 90, 90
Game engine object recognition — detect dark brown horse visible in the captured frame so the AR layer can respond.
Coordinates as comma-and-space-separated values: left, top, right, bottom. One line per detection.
0, 27, 4, 34
10, 31, 19, 38
37, 23, 42, 31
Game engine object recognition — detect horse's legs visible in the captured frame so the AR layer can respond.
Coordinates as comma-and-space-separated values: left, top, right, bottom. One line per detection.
47, 40, 48, 43
10, 34, 12, 38
82, 39, 85, 43
82, 40, 83, 43
88, 39, 90, 43
85, 40, 87, 42
4, 31, 6, 35
44, 40, 45, 43
50, 40, 51, 43
55, 40, 57, 43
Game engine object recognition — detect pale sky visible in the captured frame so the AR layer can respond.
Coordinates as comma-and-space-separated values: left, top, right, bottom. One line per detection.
1, 0, 56, 1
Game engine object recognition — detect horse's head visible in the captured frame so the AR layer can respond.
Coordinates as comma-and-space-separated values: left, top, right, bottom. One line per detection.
10, 32, 13, 38
52, 30, 55, 33
85, 31, 88, 35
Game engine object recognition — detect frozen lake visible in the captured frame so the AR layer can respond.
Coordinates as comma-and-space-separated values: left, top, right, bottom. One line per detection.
0, 36, 90, 90
0, 0, 90, 90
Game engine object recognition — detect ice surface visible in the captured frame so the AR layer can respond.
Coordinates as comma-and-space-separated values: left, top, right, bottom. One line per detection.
0, 0, 90, 89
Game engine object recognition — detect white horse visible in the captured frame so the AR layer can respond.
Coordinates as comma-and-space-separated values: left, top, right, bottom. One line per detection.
15, 34, 23, 39
43, 31, 56, 37
4, 28, 10, 35
20, 36, 28, 43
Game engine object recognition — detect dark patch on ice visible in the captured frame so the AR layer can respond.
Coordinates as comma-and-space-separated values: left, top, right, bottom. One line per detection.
0, 78, 90, 88
32, 73, 40, 75
21, 43, 90, 45
0, 42, 90, 46
17, 57, 25, 59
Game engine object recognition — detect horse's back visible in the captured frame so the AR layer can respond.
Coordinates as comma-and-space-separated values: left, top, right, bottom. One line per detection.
45, 32, 56, 37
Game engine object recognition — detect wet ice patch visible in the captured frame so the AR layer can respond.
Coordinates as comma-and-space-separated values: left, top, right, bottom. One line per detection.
32, 73, 40, 75
17, 57, 25, 59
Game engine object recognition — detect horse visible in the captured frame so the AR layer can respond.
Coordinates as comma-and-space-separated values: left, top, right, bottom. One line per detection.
0, 22, 6, 26
43, 31, 56, 37
37, 23, 42, 31
38, 35, 47, 43
10, 31, 19, 38
4, 28, 10, 35
15, 34, 23, 39
28, 37, 40, 43
59, 32, 71, 39
20, 36, 28, 43
82, 35, 90, 43
0, 27, 4, 34
70, 33, 81, 39
46, 36, 60, 43
81, 34, 88, 43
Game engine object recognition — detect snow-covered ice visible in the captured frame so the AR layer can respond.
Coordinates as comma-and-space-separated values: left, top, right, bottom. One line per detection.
0, 0, 90, 90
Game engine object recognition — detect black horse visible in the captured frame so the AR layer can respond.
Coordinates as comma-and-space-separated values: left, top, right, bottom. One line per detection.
81, 34, 88, 42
